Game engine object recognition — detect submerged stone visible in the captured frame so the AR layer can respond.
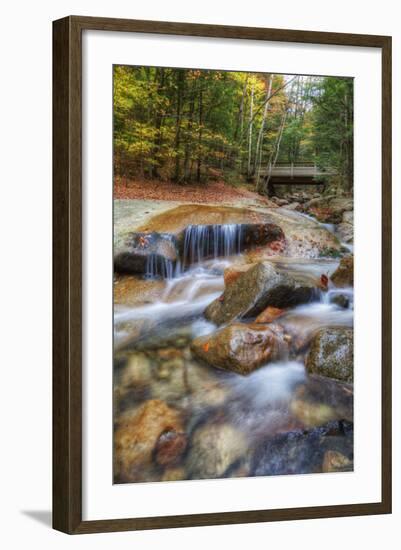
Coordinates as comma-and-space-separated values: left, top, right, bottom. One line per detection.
290, 374, 353, 427
252, 420, 353, 477
186, 423, 247, 479
322, 449, 352, 473
114, 399, 184, 483
330, 293, 351, 309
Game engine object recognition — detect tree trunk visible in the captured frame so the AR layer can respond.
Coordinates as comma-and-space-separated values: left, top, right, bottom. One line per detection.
263, 107, 288, 195
183, 80, 195, 182
253, 75, 273, 181
196, 86, 204, 183
174, 71, 185, 182
152, 68, 165, 178
247, 83, 254, 179
234, 75, 248, 141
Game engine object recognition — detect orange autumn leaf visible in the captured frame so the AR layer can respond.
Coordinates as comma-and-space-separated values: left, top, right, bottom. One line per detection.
320, 274, 329, 289
202, 342, 210, 353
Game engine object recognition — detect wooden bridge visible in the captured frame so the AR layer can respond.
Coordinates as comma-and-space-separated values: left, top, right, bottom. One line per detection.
258, 162, 333, 185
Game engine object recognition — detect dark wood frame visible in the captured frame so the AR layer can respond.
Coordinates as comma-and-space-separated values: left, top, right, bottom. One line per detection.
53, 15, 392, 534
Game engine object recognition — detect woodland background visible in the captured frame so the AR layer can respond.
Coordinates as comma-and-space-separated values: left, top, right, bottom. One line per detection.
114, 67, 353, 195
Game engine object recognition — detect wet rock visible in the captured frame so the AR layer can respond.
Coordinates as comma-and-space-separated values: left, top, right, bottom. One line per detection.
223, 264, 253, 286
291, 398, 338, 428
252, 420, 353, 477
285, 202, 301, 211
114, 232, 179, 276
306, 328, 353, 383
161, 467, 186, 481
157, 348, 183, 360
185, 361, 231, 410
154, 429, 187, 466
191, 322, 286, 375
305, 196, 353, 224
186, 423, 247, 479
205, 261, 318, 326
114, 318, 157, 351
156, 357, 185, 380
322, 450, 352, 473
114, 275, 165, 307
342, 210, 353, 224
255, 306, 286, 323
227, 462, 252, 478
336, 222, 353, 244
290, 374, 353, 428
151, 361, 188, 403
252, 208, 342, 259
331, 255, 353, 287
137, 204, 269, 234
119, 353, 152, 390
114, 399, 184, 482
330, 293, 350, 309
138, 203, 341, 259
274, 198, 289, 207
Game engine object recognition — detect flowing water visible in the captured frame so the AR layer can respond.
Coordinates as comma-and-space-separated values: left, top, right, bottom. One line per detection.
144, 223, 245, 279
114, 222, 354, 483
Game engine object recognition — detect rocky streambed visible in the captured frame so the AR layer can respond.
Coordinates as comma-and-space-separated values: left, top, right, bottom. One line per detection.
113, 198, 354, 483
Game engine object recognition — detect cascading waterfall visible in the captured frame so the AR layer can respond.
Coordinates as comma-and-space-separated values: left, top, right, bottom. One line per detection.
145, 254, 176, 280
182, 224, 243, 269
144, 223, 245, 279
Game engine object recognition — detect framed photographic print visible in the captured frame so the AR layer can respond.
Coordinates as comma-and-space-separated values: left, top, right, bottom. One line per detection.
53, 16, 392, 534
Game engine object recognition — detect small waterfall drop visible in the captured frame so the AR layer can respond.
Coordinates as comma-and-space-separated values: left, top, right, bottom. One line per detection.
145, 254, 175, 279
182, 224, 243, 269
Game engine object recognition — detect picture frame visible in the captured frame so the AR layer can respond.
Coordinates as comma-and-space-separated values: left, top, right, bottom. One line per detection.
53, 15, 392, 534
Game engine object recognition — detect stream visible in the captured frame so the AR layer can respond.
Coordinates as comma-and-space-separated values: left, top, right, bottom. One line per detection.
114, 218, 354, 483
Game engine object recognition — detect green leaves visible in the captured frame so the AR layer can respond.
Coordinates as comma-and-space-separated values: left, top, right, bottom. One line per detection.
113, 66, 353, 193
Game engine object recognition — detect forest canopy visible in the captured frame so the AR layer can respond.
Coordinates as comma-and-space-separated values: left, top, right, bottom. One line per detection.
113, 66, 353, 195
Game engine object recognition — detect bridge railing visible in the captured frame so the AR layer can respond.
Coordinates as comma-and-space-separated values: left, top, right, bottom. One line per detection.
259, 162, 333, 178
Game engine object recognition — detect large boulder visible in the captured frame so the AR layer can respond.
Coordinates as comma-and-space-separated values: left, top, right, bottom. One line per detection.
249, 207, 342, 259
205, 261, 318, 326
116, 201, 342, 261
114, 399, 184, 482
191, 322, 286, 375
114, 213, 285, 276
114, 232, 179, 277
137, 203, 268, 233
223, 264, 253, 286
306, 328, 354, 382
331, 255, 353, 287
